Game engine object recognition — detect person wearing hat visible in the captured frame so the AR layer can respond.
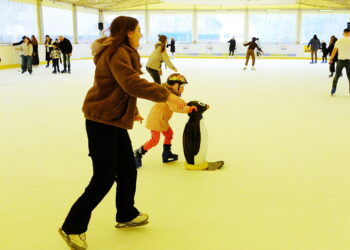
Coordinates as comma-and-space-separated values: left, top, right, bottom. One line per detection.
134, 73, 197, 168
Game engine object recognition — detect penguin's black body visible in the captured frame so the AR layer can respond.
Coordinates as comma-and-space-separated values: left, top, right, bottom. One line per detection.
183, 101, 224, 170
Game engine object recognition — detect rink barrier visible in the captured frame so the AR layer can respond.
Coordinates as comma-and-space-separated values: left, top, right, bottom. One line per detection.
0, 56, 315, 70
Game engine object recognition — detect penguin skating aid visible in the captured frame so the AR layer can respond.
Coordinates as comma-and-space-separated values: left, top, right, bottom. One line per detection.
183, 101, 224, 170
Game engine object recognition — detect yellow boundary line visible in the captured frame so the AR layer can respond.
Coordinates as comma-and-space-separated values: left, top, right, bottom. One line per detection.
0, 56, 312, 70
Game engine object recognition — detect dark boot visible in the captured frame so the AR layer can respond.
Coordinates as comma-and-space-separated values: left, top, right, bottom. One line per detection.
134, 146, 147, 168
61, 65, 67, 73
329, 72, 334, 78
68, 65, 71, 74
331, 87, 336, 96
162, 144, 178, 163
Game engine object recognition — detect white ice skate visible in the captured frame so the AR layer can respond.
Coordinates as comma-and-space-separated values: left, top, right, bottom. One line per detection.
115, 213, 149, 228
59, 228, 87, 250
243, 65, 247, 70
251, 66, 256, 71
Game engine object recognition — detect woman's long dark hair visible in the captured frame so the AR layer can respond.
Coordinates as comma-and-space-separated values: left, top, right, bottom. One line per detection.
156, 35, 167, 52
330, 35, 337, 46
31, 35, 38, 46
107, 16, 139, 58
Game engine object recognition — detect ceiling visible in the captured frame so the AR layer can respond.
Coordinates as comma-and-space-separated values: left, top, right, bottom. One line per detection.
49, 0, 350, 11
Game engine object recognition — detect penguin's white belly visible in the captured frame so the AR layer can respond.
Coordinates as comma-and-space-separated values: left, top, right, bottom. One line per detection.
194, 120, 208, 165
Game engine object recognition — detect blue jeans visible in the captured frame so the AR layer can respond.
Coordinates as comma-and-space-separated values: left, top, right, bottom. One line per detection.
21, 55, 32, 73
332, 59, 350, 89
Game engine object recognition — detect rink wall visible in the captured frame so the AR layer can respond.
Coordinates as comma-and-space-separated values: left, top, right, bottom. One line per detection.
0, 43, 311, 68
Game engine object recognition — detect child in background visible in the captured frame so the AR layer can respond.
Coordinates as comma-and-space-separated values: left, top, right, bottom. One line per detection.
15, 37, 33, 74
50, 43, 61, 74
134, 73, 197, 168
321, 40, 328, 63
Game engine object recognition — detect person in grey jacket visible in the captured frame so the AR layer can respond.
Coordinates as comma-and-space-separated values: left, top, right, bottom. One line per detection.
146, 35, 177, 84
308, 35, 321, 64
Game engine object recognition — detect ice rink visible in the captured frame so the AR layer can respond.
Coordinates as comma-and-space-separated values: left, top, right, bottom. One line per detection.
1, 58, 350, 250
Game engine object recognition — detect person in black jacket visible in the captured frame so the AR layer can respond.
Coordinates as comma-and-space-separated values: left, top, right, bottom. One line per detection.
228, 36, 236, 56
327, 36, 339, 77
44, 35, 53, 67
12, 36, 26, 46
321, 40, 328, 63
58, 36, 73, 73
166, 38, 176, 57
31, 35, 40, 66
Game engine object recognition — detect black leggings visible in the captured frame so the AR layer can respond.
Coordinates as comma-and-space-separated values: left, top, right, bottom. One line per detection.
332, 59, 350, 89
146, 66, 161, 84
62, 120, 139, 234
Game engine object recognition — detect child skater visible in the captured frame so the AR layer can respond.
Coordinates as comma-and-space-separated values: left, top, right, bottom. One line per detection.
243, 37, 263, 71
50, 43, 61, 74
134, 73, 197, 168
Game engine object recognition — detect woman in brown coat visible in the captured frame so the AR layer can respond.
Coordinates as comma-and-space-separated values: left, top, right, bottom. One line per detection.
59, 16, 185, 250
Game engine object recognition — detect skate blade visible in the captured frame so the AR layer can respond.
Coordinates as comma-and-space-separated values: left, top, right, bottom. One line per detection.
115, 220, 149, 228
163, 158, 179, 163
58, 228, 86, 250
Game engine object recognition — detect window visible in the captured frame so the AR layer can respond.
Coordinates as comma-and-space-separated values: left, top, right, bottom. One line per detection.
301, 13, 350, 44
0, 0, 37, 44
42, 6, 73, 41
77, 7, 99, 43
198, 13, 244, 43
149, 14, 192, 43
249, 13, 296, 44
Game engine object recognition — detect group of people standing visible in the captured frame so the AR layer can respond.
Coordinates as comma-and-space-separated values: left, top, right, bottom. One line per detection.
44, 35, 73, 74
12, 35, 73, 74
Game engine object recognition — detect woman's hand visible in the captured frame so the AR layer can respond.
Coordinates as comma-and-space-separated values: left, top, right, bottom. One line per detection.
134, 114, 144, 124
167, 93, 186, 110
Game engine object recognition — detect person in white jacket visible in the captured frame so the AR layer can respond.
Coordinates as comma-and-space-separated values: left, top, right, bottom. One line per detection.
146, 35, 177, 84
15, 37, 33, 74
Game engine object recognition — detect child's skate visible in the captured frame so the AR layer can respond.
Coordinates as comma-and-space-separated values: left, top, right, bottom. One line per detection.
162, 144, 178, 163
134, 146, 147, 168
